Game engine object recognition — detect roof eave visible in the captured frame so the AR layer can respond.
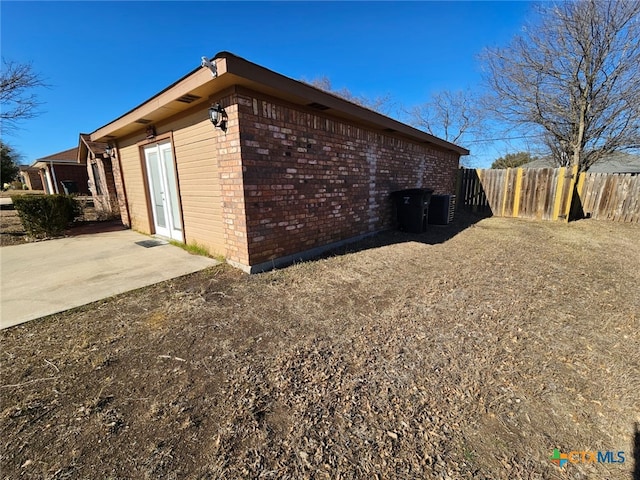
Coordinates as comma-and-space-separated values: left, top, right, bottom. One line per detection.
90, 52, 469, 156
218, 52, 469, 155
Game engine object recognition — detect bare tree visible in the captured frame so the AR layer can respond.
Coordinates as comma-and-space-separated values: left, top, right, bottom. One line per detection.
482, 0, 640, 171
0, 59, 47, 134
409, 90, 485, 145
302, 76, 396, 116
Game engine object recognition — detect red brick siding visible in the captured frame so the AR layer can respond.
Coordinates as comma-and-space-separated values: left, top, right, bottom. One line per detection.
22, 170, 43, 190
111, 151, 130, 226
87, 158, 120, 217
236, 90, 460, 266
102, 158, 120, 214
48, 165, 90, 195
216, 94, 250, 266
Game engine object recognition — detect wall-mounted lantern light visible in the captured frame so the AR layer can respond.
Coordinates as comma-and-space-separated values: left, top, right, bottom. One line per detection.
209, 103, 228, 131
146, 125, 157, 140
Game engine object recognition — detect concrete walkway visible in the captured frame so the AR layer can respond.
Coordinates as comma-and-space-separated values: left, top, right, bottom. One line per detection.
0, 230, 219, 329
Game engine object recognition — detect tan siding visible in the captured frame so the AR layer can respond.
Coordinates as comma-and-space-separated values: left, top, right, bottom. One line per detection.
166, 107, 226, 256
178, 203, 223, 213
117, 137, 152, 234
113, 105, 226, 256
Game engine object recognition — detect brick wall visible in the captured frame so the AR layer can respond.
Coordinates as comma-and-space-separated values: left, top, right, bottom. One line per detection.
215, 93, 250, 267
111, 150, 130, 227
102, 158, 120, 214
87, 158, 120, 218
48, 165, 90, 195
235, 89, 461, 267
21, 169, 43, 190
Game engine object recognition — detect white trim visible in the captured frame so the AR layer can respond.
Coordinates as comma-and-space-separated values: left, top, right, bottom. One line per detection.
143, 142, 183, 242
49, 162, 59, 194
44, 169, 55, 194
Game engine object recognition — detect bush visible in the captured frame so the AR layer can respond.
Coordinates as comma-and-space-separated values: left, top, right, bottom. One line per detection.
11, 194, 81, 238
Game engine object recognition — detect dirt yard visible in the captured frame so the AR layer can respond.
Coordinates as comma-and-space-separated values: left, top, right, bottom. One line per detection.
1, 213, 639, 479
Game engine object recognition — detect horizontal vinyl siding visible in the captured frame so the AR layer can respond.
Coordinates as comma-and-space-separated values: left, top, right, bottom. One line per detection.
168, 108, 226, 256
118, 139, 152, 234
114, 104, 226, 256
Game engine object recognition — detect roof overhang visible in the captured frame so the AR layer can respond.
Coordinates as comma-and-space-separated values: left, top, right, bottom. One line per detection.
31, 147, 80, 167
78, 133, 108, 164
31, 159, 83, 169
91, 52, 470, 156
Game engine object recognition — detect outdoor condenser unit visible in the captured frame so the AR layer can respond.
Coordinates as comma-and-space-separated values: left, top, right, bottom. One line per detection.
428, 194, 456, 225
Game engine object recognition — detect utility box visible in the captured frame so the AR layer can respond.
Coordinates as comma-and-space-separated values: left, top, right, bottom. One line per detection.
392, 188, 434, 233
428, 194, 456, 225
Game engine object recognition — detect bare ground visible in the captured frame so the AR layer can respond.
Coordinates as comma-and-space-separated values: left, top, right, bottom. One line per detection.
1, 213, 639, 479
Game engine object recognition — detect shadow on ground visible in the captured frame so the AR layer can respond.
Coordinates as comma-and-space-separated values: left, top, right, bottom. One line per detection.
321, 209, 491, 260
634, 422, 639, 480
64, 219, 127, 236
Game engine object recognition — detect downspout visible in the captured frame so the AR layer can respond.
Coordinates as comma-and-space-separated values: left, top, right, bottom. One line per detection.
50, 161, 60, 194
44, 167, 54, 194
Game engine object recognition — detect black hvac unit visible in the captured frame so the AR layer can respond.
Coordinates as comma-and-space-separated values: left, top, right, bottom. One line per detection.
428, 194, 456, 225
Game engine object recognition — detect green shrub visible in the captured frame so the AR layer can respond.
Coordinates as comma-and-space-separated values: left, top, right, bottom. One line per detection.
11, 194, 81, 238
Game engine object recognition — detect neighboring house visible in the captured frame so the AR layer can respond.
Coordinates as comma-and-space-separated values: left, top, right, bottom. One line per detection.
31, 148, 90, 195
18, 165, 44, 190
522, 152, 640, 174
77, 134, 121, 218
86, 51, 469, 273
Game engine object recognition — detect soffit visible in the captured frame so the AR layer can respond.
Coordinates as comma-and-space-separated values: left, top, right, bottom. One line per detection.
90, 53, 469, 155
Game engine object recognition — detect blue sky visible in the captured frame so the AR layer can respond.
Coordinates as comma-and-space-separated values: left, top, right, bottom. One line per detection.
2, 1, 534, 168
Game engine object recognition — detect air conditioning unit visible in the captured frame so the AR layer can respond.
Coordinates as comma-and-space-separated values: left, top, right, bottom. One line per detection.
428, 194, 456, 225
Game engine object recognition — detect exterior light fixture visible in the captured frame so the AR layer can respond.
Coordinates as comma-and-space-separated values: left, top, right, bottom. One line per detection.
209, 103, 227, 131
105, 144, 114, 157
146, 125, 157, 139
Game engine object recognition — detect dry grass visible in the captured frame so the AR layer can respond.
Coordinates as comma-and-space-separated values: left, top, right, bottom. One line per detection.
0, 207, 27, 246
1, 214, 639, 479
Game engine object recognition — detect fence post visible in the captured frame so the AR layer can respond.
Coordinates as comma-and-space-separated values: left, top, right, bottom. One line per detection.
455, 168, 463, 211
512, 168, 524, 218
501, 169, 510, 217
473, 169, 483, 213
576, 171, 586, 202
565, 164, 579, 222
552, 167, 566, 221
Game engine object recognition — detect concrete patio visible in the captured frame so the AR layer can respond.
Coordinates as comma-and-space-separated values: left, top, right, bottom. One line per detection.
0, 229, 219, 329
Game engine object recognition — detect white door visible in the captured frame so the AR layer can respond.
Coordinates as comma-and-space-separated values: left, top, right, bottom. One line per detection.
144, 142, 183, 241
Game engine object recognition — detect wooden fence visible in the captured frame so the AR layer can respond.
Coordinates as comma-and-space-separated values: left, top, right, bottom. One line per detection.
456, 167, 640, 223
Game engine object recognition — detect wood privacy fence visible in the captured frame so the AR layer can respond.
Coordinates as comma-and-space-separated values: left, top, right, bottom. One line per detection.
456, 166, 640, 223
